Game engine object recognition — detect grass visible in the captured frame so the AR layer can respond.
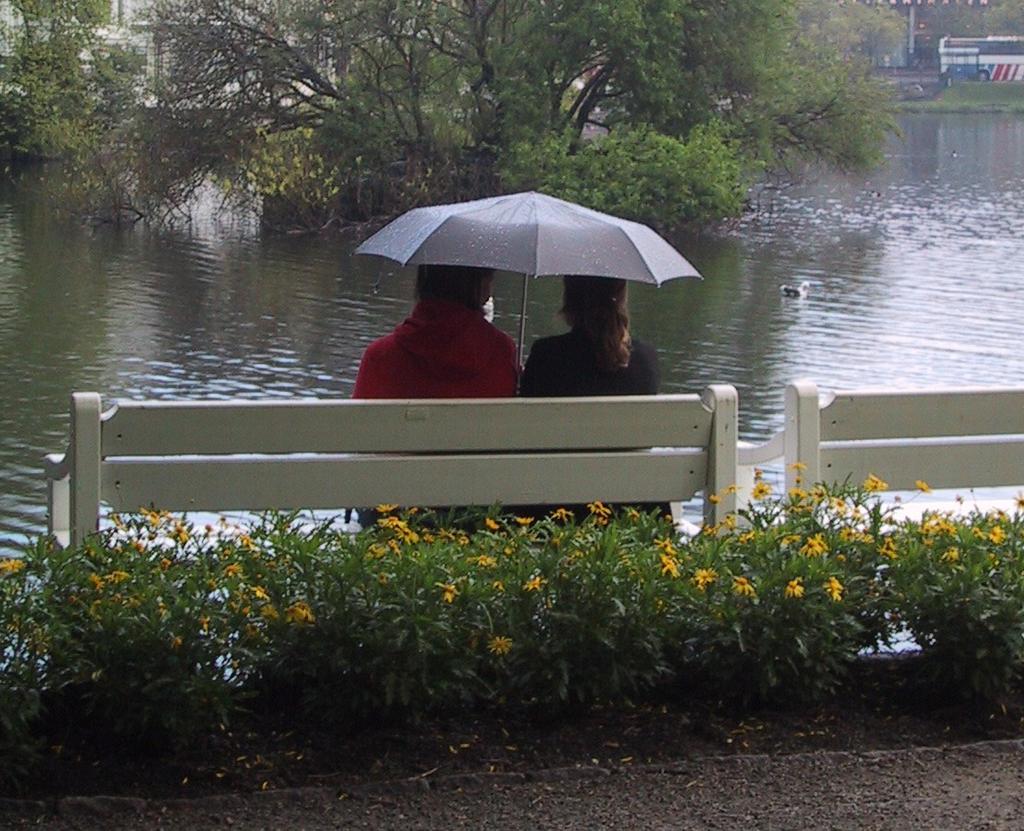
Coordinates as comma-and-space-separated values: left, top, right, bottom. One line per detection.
900, 81, 1024, 113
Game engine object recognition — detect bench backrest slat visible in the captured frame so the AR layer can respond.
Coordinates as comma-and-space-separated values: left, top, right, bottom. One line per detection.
821, 388, 1024, 441
102, 395, 711, 455
102, 450, 707, 513
821, 437, 1024, 492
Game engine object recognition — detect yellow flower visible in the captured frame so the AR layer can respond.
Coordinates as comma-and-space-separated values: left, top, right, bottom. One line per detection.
474, 555, 498, 568
89, 573, 104, 590
692, 568, 718, 592
707, 493, 721, 505
170, 635, 183, 651
941, 547, 961, 564
660, 554, 680, 579
260, 604, 279, 621
824, 576, 844, 602
738, 530, 756, 544
788, 487, 809, 503
788, 462, 808, 472
1016, 494, 1024, 511
492, 580, 505, 593
915, 480, 932, 493
654, 537, 677, 556
514, 516, 533, 527
781, 534, 802, 547
523, 575, 546, 592
367, 543, 388, 559
587, 501, 612, 518
105, 570, 130, 584
751, 481, 773, 501
487, 635, 513, 656
989, 526, 1007, 545
159, 557, 173, 571
438, 582, 459, 604
625, 508, 641, 521
550, 507, 574, 522
251, 585, 270, 601
0, 559, 25, 575
800, 534, 829, 558
784, 577, 805, 599
877, 537, 898, 560
284, 601, 316, 624
863, 474, 888, 493
484, 517, 501, 532
376, 504, 398, 514
199, 615, 210, 633
224, 563, 243, 578
732, 576, 756, 597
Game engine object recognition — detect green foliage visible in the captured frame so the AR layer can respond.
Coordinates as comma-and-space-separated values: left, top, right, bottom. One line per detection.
796, 0, 905, 64
888, 508, 1024, 701
5, 486, 1024, 783
678, 480, 898, 703
0, 0, 114, 159
107, 0, 897, 229
987, 0, 1024, 36
242, 128, 343, 231
501, 123, 746, 228
0, 548, 45, 788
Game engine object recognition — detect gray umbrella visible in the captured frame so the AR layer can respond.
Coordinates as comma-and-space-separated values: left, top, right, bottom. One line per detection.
354, 191, 702, 360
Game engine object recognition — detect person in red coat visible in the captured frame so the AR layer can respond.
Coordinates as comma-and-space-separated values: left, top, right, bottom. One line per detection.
353, 264, 518, 399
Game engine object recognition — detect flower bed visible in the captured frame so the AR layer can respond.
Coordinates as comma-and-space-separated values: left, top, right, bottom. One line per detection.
2, 479, 1024, 787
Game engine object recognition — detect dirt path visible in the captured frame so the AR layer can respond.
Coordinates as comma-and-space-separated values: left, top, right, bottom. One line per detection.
7, 739, 1024, 830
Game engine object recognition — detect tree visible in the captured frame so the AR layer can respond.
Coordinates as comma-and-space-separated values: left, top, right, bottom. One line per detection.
0, 0, 110, 159
985, 0, 1024, 35
81, 0, 898, 229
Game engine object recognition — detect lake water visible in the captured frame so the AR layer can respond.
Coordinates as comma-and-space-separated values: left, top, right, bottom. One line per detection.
3, 113, 1024, 547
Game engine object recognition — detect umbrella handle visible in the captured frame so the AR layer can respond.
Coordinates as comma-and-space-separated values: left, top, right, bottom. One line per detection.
516, 274, 531, 369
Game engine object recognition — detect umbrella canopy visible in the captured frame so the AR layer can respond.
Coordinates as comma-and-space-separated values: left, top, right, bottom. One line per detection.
354, 191, 701, 285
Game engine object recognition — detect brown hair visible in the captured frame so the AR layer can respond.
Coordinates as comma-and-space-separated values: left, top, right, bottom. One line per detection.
561, 275, 631, 372
416, 264, 493, 311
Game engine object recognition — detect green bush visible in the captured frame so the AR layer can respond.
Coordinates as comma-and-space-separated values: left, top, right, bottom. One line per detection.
887, 505, 1024, 701
32, 512, 253, 748
3, 486, 1024, 784
500, 122, 747, 228
667, 478, 894, 703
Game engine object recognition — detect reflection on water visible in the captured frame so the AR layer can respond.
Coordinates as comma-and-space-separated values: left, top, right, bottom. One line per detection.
3, 113, 1024, 544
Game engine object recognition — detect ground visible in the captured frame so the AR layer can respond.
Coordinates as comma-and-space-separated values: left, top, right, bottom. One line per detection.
4, 657, 1024, 829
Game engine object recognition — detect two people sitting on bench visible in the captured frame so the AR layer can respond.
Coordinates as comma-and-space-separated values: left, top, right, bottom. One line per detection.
354, 269, 659, 400
352, 266, 665, 524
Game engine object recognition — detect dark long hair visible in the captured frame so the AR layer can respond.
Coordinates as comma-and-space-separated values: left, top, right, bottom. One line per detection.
416, 264, 493, 311
561, 275, 631, 372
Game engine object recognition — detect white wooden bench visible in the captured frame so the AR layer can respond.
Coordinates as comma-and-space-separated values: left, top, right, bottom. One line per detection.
740, 379, 1024, 494
43, 387, 740, 548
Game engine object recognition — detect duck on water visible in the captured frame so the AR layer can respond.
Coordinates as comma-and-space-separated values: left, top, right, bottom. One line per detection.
780, 281, 810, 298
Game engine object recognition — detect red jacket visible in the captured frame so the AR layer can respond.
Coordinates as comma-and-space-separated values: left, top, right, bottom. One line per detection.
353, 299, 518, 399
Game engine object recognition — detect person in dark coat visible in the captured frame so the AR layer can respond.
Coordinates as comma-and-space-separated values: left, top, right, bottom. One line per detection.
354, 264, 517, 399
520, 275, 659, 397
518, 275, 666, 522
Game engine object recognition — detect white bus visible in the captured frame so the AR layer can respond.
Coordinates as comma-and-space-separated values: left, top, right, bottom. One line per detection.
939, 36, 1024, 82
